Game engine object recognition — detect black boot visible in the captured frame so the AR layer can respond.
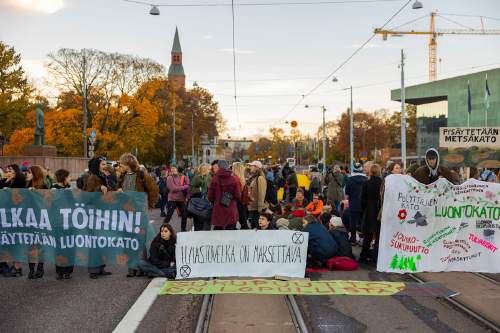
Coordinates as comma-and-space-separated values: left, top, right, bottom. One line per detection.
28, 263, 35, 279
10, 266, 22, 277
126, 268, 137, 278
35, 263, 44, 279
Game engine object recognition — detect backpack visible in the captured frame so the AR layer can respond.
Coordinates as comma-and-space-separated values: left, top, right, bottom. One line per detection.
265, 178, 278, 206
326, 256, 358, 271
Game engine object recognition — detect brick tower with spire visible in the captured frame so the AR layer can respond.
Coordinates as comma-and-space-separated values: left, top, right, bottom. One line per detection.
168, 27, 186, 88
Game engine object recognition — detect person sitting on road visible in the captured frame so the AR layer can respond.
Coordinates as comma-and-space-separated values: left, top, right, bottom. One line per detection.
137, 223, 176, 279
328, 216, 355, 259
303, 215, 338, 268
290, 189, 308, 218
258, 212, 277, 230
306, 193, 324, 217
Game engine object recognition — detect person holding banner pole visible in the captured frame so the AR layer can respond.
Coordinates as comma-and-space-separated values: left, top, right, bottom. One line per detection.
2, 164, 26, 277
26, 165, 49, 279
84, 156, 113, 279
52, 169, 75, 280
117, 153, 159, 277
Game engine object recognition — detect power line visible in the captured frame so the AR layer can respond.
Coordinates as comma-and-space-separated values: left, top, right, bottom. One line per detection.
231, 0, 241, 129
272, 0, 413, 125
438, 13, 500, 23
124, 0, 405, 8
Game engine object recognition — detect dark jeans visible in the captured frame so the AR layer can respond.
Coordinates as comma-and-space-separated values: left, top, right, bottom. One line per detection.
213, 224, 237, 230
193, 215, 211, 231
237, 200, 249, 229
349, 211, 363, 242
88, 265, 106, 274
165, 200, 187, 231
55, 265, 74, 275
288, 187, 297, 202
138, 260, 176, 277
248, 210, 259, 229
160, 195, 168, 213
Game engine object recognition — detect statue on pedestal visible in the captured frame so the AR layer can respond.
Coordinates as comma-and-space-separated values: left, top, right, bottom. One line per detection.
34, 104, 45, 146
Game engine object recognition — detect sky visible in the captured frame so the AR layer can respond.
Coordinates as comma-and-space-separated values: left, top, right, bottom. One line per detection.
1, 0, 500, 139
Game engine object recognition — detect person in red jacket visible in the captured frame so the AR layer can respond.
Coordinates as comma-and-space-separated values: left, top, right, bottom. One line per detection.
208, 160, 241, 230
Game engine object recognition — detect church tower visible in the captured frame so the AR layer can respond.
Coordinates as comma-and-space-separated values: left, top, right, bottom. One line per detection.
168, 27, 186, 88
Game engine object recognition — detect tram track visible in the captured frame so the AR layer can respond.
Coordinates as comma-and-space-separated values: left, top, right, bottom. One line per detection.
408, 273, 500, 333
473, 272, 500, 286
194, 291, 310, 333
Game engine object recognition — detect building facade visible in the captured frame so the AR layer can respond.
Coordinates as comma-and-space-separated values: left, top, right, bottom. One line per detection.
392, 68, 499, 159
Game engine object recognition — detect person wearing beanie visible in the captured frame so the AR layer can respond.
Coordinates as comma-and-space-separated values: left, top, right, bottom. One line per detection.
344, 162, 367, 244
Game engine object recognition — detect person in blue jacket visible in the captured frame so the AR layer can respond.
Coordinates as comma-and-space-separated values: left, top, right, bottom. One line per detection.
303, 215, 338, 267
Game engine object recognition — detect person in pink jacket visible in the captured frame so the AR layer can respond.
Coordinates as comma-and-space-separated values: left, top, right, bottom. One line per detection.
165, 166, 190, 232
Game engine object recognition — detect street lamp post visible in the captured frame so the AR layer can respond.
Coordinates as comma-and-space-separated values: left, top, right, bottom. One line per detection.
82, 49, 88, 158
400, 49, 407, 171
305, 104, 327, 175
192, 81, 199, 168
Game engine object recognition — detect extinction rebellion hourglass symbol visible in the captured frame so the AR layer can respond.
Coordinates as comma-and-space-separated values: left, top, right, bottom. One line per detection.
179, 265, 191, 278
292, 232, 304, 245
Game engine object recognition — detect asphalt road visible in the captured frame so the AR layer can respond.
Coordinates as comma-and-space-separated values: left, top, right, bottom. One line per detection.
0, 209, 199, 333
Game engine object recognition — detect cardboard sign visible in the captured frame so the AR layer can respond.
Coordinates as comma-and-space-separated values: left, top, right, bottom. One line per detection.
175, 230, 308, 279
377, 175, 500, 273
439, 127, 500, 148
160, 279, 405, 296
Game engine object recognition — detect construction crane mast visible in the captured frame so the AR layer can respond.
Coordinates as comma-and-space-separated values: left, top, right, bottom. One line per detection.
374, 11, 500, 81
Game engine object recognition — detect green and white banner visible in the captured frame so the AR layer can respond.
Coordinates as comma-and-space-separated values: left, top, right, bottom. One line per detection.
378, 175, 500, 273
0, 189, 153, 267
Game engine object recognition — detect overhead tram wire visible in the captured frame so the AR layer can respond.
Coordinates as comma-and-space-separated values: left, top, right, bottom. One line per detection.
272, 0, 413, 126
231, 0, 241, 129
438, 13, 500, 23
123, 0, 406, 8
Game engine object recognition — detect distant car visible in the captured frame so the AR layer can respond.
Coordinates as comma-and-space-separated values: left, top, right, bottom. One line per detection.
308, 165, 319, 172
286, 158, 296, 168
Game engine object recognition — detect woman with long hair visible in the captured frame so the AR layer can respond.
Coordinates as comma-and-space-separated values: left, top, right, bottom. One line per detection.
188, 164, 211, 231
360, 164, 383, 263
26, 165, 49, 279
137, 223, 177, 278
232, 162, 249, 229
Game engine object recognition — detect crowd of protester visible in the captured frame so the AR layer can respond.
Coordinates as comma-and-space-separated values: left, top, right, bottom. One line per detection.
1, 147, 499, 280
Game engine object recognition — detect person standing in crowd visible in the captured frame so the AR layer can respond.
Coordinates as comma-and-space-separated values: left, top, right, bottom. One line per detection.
1, 164, 26, 277
51, 169, 75, 280
165, 166, 189, 232
306, 193, 324, 217
386, 161, 402, 176
26, 165, 49, 279
158, 170, 169, 217
413, 148, 455, 184
345, 162, 367, 244
84, 156, 113, 279
258, 212, 277, 230
232, 162, 250, 229
103, 164, 118, 191
247, 161, 267, 229
137, 223, 177, 279
189, 163, 212, 231
286, 168, 298, 203
282, 162, 291, 180
2, 164, 26, 189
309, 171, 322, 202
208, 160, 241, 230
359, 164, 383, 263
325, 165, 344, 213
116, 153, 159, 278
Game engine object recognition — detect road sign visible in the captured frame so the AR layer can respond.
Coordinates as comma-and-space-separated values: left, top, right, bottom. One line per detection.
88, 151, 94, 158
90, 130, 97, 138
89, 137, 95, 144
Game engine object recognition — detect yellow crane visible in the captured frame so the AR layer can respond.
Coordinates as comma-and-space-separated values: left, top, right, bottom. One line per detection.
374, 12, 500, 81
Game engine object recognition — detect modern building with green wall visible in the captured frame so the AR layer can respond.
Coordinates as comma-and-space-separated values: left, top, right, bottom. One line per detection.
392, 68, 499, 159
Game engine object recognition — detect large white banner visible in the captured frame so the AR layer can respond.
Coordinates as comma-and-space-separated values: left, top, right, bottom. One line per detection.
176, 230, 308, 279
377, 175, 500, 273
